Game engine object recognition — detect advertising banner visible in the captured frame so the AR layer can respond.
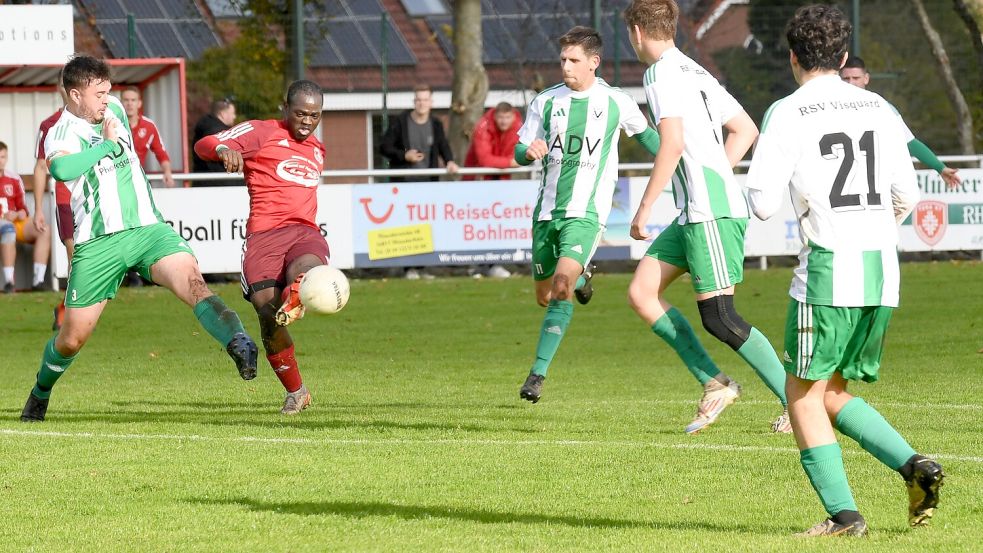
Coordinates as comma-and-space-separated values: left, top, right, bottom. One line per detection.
350, 179, 631, 268
900, 169, 983, 251
0, 6, 74, 65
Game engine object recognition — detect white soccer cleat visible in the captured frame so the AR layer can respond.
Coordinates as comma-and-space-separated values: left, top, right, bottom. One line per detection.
281, 385, 312, 415
772, 409, 793, 433
685, 379, 741, 434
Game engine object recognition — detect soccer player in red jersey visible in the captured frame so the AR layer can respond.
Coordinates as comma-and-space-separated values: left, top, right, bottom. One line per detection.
194, 80, 328, 415
120, 86, 175, 187
33, 85, 75, 327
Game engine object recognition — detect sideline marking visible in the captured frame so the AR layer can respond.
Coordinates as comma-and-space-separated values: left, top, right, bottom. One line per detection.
1, 428, 980, 464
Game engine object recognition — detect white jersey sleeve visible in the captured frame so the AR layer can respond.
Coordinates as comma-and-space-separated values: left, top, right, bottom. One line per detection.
517, 93, 546, 146
612, 92, 649, 137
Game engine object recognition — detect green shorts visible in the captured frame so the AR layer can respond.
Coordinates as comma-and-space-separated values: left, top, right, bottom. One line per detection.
782, 298, 894, 383
65, 223, 195, 308
531, 218, 602, 281
646, 218, 747, 293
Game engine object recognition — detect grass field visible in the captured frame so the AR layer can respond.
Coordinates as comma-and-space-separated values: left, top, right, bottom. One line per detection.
0, 261, 980, 552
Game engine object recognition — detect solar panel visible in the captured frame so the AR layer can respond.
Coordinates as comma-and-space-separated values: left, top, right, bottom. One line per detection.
138, 22, 184, 58
174, 21, 221, 59
345, 0, 385, 16
99, 22, 150, 58
112, 0, 164, 18
487, 0, 528, 16
425, 15, 454, 59
326, 21, 377, 66
499, 17, 552, 63
78, 0, 126, 19
399, 0, 447, 16
482, 18, 519, 63
307, 22, 345, 67
160, 0, 203, 19
359, 18, 416, 65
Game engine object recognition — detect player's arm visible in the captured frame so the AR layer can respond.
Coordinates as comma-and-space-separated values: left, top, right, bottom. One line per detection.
633, 127, 661, 157
32, 157, 49, 232
618, 97, 660, 156
194, 122, 261, 174
631, 117, 683, 240
907, 138, 960, 188
48, 119, 121, 182
514, 96, 548, 166
745, 106, 795, 221
722, 111, 758, 168
148, 124, 175, 187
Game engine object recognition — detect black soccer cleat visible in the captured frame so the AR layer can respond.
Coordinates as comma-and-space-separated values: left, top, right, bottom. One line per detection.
574, 263, 595, 305
226, 332, 259, 381
904, 455, 945, 527
21, 393, 49, 422
519, 374, 545, 403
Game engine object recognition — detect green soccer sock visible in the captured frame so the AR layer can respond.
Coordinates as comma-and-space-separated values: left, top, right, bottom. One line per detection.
575, 275, 587, 289
530, 299, 574, 377
193, 296, 246, 347
835, 397, 917, 471
651, 308, 721, 385
800, 443, 858, 517
736, 327, 788, 406
33, 337, 77, 399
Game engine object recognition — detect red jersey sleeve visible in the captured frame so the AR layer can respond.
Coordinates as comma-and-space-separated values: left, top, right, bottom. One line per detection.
194, 120, 267, 161
12, 176, 27, 212
472, 120, 512, 169
145, 119, 171, 164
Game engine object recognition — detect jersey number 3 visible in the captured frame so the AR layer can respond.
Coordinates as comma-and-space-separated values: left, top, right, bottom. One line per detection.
820, 131, 881, 210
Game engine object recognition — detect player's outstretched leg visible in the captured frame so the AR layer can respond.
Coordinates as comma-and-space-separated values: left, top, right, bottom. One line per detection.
520, 257, 581, 403
22, 302, 105, 422
150, 249, 258, 380
787, 375, 867, 537
629, 257, 740, 433
697, 294, 789, 432
826, 373, 943, 527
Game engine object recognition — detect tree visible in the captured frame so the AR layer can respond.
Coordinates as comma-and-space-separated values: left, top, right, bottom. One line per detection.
954, 0, 983, 84
911, 0, 975, 153
447, 0, 489, 167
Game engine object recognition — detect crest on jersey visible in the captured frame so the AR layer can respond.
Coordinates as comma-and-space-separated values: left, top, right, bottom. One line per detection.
913, 200, 947, 246
313, 148, 323, 165
138, 128, 147, 138
3, 184, 12, 196
275, 155, 320, 187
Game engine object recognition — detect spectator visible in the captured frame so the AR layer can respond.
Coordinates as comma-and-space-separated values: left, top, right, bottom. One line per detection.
380, 84, 459, 182
33, 84, 75, 326
0, 141, 51, 293
120, 86, 175, 188
192, 98, 239, 186
463, 102, 523, 180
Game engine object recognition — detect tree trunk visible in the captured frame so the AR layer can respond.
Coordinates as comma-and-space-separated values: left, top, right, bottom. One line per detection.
911, 0, 974, 154
448, 0, 489, 170
954, 0, 983, 86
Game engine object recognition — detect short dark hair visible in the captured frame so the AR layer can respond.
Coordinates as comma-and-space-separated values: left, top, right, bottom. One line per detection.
494, 102, 513, 114
211, 98, 234, 115
624, 0, 678, 41
559, 26, 602, 58
286, 79, 323, 106
786, 4, 852, 72
842, 55, 867, 72
122, 85, 141, 96
413, 83, 432, 95
0, 141, 7, 152
62, 54, 112, 92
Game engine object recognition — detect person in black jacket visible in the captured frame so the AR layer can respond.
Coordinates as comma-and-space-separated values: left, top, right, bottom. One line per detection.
380, 84, 459, 182
192, 99, 240, 187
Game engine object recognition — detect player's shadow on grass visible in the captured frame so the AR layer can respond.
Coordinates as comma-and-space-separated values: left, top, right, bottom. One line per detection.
191, 497, 786, 534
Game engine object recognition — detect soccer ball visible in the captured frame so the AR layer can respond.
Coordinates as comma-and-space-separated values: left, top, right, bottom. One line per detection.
299, 265, 350, 314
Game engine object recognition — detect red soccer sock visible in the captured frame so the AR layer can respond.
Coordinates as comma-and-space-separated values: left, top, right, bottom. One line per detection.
267, 345, 303, 393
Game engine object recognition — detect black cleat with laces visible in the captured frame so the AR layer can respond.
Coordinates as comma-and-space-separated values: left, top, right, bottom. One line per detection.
904, 455, 944, 527
574, 263, 594, 305
226, 332, 259, 380
21, 393, 49, 422
519, 374, 545, 403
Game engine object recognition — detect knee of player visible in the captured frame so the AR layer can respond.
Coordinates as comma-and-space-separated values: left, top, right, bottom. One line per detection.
696, 295, 751, 350
57, 333, 87, 354
551, 277, 573, 301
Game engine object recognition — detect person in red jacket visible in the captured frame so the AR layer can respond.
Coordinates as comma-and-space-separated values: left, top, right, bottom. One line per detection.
194, 80, 328, 416
463, 102, 522, 181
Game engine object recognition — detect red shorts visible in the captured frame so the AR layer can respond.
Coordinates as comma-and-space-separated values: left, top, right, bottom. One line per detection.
56, 203, 74, 243
240, 224, 330, 300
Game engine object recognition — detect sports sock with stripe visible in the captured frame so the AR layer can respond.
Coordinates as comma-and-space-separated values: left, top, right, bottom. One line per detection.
800, 443, 859, 517
193, 296, 246, 347
835, 397, 916, 471
530, 299, 573, 377
575, 275, 586, 289
651, 308, 721, 385
267, 344, 303, 393
736, 327, 788, 406
33, 336, 77, 399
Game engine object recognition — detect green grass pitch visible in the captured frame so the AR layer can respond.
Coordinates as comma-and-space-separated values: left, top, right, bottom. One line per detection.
0, 261, 980, 552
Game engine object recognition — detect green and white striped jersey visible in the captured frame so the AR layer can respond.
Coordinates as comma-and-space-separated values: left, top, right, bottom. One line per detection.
44, 95, 162, 245
643, 47, 749, 224
518, 78, 649, 225
746, 75, 920, 307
